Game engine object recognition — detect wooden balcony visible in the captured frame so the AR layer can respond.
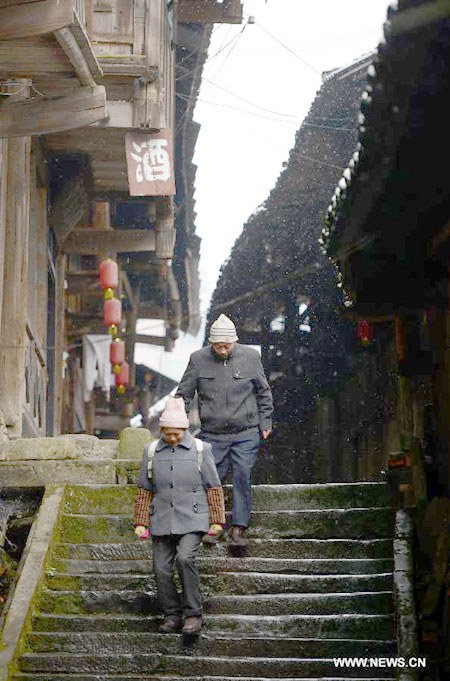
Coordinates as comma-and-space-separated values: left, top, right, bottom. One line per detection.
0, 0, 106, 137
46, 0, 175, 194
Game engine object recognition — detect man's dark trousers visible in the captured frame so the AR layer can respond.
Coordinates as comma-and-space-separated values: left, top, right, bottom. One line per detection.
152, 532, 202, 617
202, 427, 260, 528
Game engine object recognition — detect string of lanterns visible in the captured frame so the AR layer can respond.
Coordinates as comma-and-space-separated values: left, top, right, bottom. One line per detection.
99, 258, 129, 395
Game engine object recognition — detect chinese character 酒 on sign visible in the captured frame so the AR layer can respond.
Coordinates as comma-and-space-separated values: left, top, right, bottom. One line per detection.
125, 130, 175, 196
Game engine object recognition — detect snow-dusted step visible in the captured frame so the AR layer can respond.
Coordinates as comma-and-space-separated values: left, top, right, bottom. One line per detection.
45, 570, 393, 595
25, 632, 394, 658
63, 482, 390, 514
17, 653, 396, 678
59, 507, 394, 542
37, 589, 393, 617
54, 537, 393, 560
31, 612, 395, 639
11, 673, 394, 681
54, 555, 394, 575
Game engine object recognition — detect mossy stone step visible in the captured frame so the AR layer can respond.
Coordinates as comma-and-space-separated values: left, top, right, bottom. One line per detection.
53, 556, 394, 576
31, 612, 395, 639
54, 538, 393, 560
24, 631, 395, 658
11, 673, 394, 681
17, 652, 396, 677
37, 589, 393, 616
45, 571, 393, 595
59, 508, 394, 543
63, 483, 390, 514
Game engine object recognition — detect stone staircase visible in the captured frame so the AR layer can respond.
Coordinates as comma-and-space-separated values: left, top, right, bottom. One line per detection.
12, 482, 396, 680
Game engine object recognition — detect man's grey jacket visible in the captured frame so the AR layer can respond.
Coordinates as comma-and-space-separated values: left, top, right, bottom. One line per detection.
176, 344, 273, 435
137, 430, 220, 535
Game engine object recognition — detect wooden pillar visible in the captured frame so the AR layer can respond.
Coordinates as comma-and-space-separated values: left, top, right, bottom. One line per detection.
126, 302, 137, 388
0, 80, 31, 436
85, 399, 95, 436
314, 396, 337, 483
432, 310, 450, 495
52, 254, 67, 435
35, 187, 48, 346
0, 138, 7, 332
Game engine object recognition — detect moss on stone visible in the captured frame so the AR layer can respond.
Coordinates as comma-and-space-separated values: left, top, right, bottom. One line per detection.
119, 427, 153, 460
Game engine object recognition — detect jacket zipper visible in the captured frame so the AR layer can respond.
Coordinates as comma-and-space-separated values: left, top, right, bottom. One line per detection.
224, 358, 229, 429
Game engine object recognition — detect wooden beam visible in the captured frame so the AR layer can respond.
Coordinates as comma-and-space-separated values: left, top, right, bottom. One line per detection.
54, 26, 96, 86
0, 86, 106, 138
133, 334, 165, 346
62, 229, 156, 254
49, 175, 90, 246
120, 269, 135, 309
0, 0, 74, 40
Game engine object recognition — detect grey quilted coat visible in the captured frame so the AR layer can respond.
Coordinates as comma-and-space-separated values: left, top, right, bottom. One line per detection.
137, 430, 221, 535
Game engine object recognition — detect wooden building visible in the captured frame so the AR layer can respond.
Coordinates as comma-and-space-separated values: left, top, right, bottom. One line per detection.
0, 0, 243, 439
323, 0, 450, 497
208, 53, 381, 484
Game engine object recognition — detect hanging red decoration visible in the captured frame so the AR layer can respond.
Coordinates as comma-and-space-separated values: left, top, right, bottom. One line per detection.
357, 320, 373, 346
103, 297, 122, 327
115, 361, 129, 387
110, 338, 125, 365
99, 259, 119, 290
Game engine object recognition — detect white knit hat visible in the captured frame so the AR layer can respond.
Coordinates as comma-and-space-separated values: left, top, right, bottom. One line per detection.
159, 397, 189, 428
208, 313, 238, 343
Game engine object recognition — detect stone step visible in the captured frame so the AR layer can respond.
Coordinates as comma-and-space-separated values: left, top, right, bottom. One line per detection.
45, 571, 393, 595
17, 653, 396, 678
59, 508, 394, 543
24, 632, 395, 658
53, 538, 393, 560
37, 589, 393, 616
11, 677, 396, 681
31, 613, 395, 639
63, 483, 391, 514
53, 556, 394, 575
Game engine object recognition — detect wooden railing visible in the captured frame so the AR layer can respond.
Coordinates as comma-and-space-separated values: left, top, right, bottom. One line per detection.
73, 0, 94, 36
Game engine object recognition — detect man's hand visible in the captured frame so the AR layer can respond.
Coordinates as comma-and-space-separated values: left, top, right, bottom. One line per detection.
134, 525, 150, 539
261, 429, 271, 440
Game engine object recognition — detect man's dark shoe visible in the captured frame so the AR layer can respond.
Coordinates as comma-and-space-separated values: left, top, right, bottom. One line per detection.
159, 615, 183, 633
182, 616, 204, 633
229, 525, 246, 545
228, 525, 247, 557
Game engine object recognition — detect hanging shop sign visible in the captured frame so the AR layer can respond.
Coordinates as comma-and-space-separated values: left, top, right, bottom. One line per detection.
125, 130, 175, 196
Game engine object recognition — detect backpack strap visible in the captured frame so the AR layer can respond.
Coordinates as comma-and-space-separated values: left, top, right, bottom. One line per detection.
194, 438, 203, 473
146, 440, 158, 479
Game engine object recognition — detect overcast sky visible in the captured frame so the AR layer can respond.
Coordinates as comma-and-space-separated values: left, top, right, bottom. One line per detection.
135, 0, 391, 381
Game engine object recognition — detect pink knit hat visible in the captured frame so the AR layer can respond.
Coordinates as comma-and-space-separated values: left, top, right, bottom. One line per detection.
159, 397, 189, 428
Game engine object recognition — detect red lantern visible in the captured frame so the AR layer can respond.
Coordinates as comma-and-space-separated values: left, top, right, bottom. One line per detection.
103, 297, 121, 327
110, 338, 125, 365
357, 320, 373, 346
99, 259, 118, 290
115, 361, 129, 387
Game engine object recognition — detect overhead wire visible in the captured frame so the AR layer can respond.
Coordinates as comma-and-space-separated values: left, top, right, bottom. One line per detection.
243, 13, 322, 76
